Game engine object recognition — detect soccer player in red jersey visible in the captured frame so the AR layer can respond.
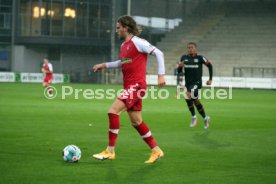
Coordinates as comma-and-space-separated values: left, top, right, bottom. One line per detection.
41, 57, 53, 97
92, 15, 166, 164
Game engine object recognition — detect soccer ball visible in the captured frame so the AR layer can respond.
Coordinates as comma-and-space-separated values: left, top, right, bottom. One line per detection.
62, 145, 81, 162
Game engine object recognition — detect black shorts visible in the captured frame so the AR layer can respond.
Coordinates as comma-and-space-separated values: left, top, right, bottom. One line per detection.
186, 83, 202, 99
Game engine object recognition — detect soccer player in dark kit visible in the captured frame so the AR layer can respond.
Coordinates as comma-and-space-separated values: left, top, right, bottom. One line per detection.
92, 15, 166, 163
179, 42, 213, 129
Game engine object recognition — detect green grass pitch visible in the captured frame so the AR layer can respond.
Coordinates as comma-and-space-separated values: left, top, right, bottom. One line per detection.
0, 83, 275, 184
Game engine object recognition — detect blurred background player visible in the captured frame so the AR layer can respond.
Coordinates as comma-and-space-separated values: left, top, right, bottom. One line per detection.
92, 15, 166, 164
179, 42, 213, 129
41, 57, 53, 97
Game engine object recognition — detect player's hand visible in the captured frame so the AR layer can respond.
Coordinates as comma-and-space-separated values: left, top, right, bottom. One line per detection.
158, 74, 166, 88
92, 63, 106, 72
178, 62, 184, 67
206, 80, 212, 85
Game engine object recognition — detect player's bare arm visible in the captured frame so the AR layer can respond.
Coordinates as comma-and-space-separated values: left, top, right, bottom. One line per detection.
178, 61, 184, 67
92, 63, 107, 72
41, 68, 52, 74
158, 74, 166, 88
206, 80, 212, 85
43, 69, 52, 74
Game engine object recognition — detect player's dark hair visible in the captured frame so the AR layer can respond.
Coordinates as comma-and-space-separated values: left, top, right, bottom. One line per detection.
187, 42, 197, 48
44, 56, 49, 60
117, 15, 141, 36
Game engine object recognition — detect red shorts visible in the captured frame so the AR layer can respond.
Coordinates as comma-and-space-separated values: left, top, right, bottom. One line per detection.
118, 83, 147, 111
44, 75, 53, 84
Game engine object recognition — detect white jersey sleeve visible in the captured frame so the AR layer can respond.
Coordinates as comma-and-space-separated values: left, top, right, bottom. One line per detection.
48, 63, 53, 72
105, 60, 122, 68
132, 36, 165, 75
132, 36, 156, 54
151, 48, 165, 75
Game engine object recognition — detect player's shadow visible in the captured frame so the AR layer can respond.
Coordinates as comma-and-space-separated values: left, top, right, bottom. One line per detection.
191, 131, 231, 150
122, 163, 160, 184
103, 161, 160, 184
105, 162, 120, 183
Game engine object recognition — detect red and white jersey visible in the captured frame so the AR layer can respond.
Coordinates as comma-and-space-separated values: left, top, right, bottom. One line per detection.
43, 63, 53, 78
120, 36, 155, 87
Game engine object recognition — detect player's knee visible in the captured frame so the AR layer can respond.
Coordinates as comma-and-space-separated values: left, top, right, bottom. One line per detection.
185, 98, 192, 103
129, 115, 142, 126
185, 98, 194, 106
193, 99, 200, 105
108, 105, 119, 115
131, 120, 142, 127
186, 92, 192, 99
108, 106, 119, 115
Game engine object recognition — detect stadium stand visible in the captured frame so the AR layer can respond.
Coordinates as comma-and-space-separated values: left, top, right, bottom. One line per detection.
147, 2, 276, 77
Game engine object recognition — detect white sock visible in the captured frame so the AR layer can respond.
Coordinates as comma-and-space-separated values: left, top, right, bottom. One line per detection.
151, 146, 158, 152
107, 146, 114, 152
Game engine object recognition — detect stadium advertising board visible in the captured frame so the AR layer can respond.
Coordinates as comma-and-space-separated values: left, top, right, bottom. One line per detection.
20, 73, 44, 83
0, 72, 68, 83
20, 73, 65, 83
0, 72, 15, 82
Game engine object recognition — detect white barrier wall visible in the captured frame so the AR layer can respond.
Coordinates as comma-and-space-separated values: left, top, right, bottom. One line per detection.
146, 75, 276, 89
0, 72, 67, 83
1, 72, 275, 89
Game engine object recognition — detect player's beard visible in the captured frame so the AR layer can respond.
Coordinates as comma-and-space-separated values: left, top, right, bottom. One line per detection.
117, 32, 126, 40
118, 34, 125, 40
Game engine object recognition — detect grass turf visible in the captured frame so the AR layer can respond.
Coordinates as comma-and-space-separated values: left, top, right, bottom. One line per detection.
0, 83, 275, 184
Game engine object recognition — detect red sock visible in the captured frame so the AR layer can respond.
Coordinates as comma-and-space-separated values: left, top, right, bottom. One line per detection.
134, 122, 157, 149
108, 113, 120, 147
